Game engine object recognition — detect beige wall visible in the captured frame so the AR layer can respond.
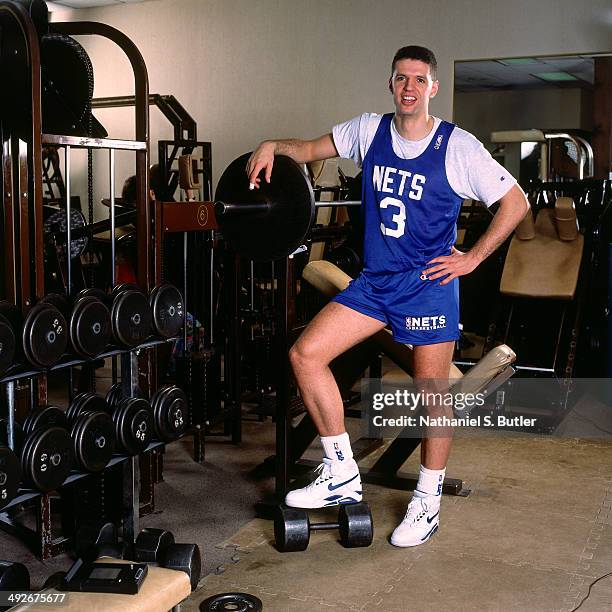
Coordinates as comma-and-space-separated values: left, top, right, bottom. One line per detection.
48, 0, 612, 205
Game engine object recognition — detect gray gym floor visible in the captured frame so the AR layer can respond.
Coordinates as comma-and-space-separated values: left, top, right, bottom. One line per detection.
180, 426, 612, 612
2, 375, 612, 611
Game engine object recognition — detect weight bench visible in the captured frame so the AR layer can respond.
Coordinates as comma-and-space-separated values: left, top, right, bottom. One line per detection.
8, 558, 191, 612
301, 260, 516, 495
500, 197, 583, 299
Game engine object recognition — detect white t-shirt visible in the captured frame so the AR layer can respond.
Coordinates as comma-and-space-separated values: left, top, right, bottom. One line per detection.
332, 113, 516, 206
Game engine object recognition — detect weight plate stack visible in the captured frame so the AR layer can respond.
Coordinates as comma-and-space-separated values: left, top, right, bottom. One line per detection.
22, 302, 68, 368
110, 288, 152, 347
104, 383, 143, 411
23, 406, 69, 435
69, 295, 112, 358
21, 426, 73, 492
66, 393, 115, 472
40, 293, 71, 324
111, 283, 140, 301
77, 287, 108, 303
150, 284, 184, 338
150, 385, 188, 442
113, 397, 152, 456
67, 392, 108, 423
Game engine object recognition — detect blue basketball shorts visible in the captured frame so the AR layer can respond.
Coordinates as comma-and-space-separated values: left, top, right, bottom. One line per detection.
331, 269, 460, 345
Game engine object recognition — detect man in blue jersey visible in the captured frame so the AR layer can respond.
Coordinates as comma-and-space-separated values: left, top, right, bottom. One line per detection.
247, 46, 528, 547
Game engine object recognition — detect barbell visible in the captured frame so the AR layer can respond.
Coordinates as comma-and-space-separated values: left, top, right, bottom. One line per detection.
215, 153, 360, 261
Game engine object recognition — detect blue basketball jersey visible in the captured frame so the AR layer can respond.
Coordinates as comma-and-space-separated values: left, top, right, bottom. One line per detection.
361, 114, 464, 274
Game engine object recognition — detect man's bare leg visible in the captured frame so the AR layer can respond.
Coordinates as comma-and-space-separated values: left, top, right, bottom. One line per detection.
284, 301, 385, 508
412, 341, 455, 469
289, 301, 386, 435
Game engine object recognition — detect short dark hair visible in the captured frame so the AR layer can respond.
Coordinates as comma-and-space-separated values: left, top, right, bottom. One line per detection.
392, 46, 437, 80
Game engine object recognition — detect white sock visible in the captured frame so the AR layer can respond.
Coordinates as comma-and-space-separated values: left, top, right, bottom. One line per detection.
414, 465, 445, 497
320, 432, 354, 464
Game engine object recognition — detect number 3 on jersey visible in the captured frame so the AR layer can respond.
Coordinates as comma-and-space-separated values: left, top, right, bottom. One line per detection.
380, 197, 406, 238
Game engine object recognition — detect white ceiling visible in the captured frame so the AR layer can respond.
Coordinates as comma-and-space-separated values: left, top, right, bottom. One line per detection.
454, 55, 603, 92
47, 0, 149, 9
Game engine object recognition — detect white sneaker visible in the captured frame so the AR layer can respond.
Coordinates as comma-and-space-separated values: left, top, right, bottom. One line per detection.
284, 458, 362, 509
390, 494, 440, 547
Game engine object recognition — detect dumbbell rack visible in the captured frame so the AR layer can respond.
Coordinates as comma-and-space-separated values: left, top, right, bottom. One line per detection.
0, 4, 171, 559
91, 91, 236, 461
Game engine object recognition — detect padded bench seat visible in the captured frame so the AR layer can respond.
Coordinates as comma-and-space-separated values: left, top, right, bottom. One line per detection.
9, 558, 191, 612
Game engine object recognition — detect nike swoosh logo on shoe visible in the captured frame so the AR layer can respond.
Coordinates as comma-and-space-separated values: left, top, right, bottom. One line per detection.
427, 511, 439, 524
328, 474, 359, 491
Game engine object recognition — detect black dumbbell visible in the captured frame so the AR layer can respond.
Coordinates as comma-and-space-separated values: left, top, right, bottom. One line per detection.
0, 560, 30, 610
274, 502, 373, 552
132, 527, 175, 563
97, 389, 152, 456
0, 421, 22, 510
66, 393, 115, 472
150, 385, 187, 442
75, 520, 122, 562
71, 295, 111, 359
110, 284, 152, 347
130, 527, 200, 591
43, 292, 112, 359
160, 542, 201, 592
149, 284, 184, 339
20, 406, 73, 492
22, 299, 68, 368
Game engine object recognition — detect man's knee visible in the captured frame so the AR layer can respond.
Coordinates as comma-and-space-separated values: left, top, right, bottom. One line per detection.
289, 340, 325, 373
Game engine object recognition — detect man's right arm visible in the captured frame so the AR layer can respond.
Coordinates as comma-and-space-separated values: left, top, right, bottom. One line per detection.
246, 133, 338, 188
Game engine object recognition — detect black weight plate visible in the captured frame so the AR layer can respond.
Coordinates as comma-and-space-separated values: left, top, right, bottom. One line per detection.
111, 283, 140, 302
153, 386, 187, 442
134, 528, 175, 564
274, 505, 310, 552
40, 293, 71, 323
115, 399, 151, 455
22, 302, 68, 368
22, 426, 73, 492
105, 384, 142, 411
110, 290, 152, 347
161, 543, 201, 592
71, 411, 115, 472
70, 296, 111, 357
0, 446, 21, 510
200, 593, 263, 612
338, 501, 373, 548
67, 392, 90, 424
69, 392, 109, 423
77, 287, 108, 303
150, 284, 184, 338
42, 208, 88, 259
215, 153, 315, 261
105, 383, 123, 410
0, 314, 16, 376
23, 406, 68, 436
